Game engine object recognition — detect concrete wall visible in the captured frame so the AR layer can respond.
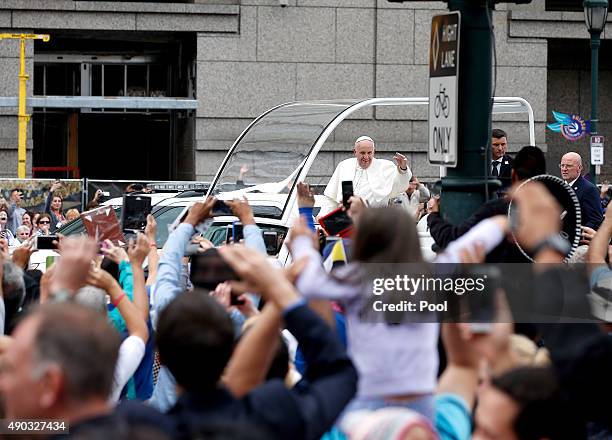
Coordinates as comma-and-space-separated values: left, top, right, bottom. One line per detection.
0, 0, 238, 177
195, 0, 551, 182
546, 39, 612, 182
0, 0, 608, 183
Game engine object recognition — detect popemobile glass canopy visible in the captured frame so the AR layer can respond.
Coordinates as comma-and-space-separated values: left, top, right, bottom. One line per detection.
207, 97, 535, 222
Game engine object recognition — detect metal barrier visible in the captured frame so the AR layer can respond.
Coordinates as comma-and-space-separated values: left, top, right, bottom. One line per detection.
0, 178, 211, 213
0, 178, 83, 214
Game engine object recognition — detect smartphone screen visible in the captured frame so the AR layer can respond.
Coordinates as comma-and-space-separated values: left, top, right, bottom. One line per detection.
341, 181, 354, 209
122, 195, 152, 231
467, 266, 500, 332
212, 200, 233, 216
35, 235, 58, 250
319, 208, 353, 236
225, 224, 233, 244
189, 248, 240, 290
232, 222, 244, 243
230, 294, 245, 306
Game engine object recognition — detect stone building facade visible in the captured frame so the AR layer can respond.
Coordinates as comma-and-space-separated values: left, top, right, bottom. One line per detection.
0, 0, 609, 182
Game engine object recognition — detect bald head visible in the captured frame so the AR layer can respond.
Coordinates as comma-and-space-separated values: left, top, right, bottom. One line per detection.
560, 152, 582, 182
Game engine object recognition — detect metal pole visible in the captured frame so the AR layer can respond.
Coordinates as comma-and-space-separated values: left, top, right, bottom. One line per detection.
441, 0, 494, 224
0, 33, 49, 177
589, 32, 600, 185
17, 37, 29, 178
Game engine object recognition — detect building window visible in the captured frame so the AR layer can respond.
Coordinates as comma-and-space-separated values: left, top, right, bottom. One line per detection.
545, 0, 583, 11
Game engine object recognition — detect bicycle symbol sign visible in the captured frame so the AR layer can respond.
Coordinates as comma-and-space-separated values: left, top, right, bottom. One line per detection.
434, 85, 450, 119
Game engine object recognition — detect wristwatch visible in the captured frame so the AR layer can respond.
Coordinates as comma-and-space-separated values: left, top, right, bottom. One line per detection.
531, 234, 571, 257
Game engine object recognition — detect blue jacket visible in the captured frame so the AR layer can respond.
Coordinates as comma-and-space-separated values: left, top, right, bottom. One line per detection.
570, 176, 603, 229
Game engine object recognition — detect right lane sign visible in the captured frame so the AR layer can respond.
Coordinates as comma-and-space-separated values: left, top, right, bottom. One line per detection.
428, 12, 460, 167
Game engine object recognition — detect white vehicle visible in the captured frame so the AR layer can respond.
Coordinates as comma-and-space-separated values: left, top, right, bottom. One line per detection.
200, 97, 535, 263
29, 97, 535, 269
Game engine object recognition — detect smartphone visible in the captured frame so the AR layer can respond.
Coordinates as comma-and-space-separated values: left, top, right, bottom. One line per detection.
189, 248, 240, 290
230, 293, 246, 306
318, 207, 353, 237
341, 181, 354, 209
211, 200, 232, 216
232, 222, 244, 243
224, 222, 245, 244
467, 266, 501, 333
34, 235, 58, 250
122, 195, 152, 232
508, 202, 519, 234
225, 224, 233, 244
263, 231, 280, 255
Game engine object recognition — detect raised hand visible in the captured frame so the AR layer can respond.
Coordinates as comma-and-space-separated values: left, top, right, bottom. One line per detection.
226, 197, 255, 225
86, 267, 120, 294
393, 152, 408, 170
219, 245, 300, 310
128, 233, 150, 267
0, 238, 9, 260
51, 236, 98, 294
184, 197, 216, 227
347, 196, 366, 221
101, 239, 129, 264
11, 242, 34, 269
144, 214, 157, 243
50, 182, 62, 193
296, 182, 315, 208
511, 181, 561, 252
210, 282, 232, 310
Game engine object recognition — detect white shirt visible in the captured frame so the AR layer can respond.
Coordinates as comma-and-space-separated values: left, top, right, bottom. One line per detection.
491, 157, 503, 174
353, 166, 372, 205
110, 335, 146, 403
322, 157, 412, 216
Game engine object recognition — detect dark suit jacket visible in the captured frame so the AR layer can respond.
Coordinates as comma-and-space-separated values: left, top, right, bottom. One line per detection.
427, 197, 529, 263
570, 176, 604, 229
493, 154, 514, 189
168, 303, 358, 440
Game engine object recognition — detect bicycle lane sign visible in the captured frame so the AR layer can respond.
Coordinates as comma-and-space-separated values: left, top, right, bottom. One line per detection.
428, 12, 460, 167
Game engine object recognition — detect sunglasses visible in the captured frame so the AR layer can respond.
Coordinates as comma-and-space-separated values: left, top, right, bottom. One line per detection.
39, 220, 50, 224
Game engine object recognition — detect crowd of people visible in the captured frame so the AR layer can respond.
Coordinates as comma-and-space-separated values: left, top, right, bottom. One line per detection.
0, 181, 80, 247
0, 135, 610, 440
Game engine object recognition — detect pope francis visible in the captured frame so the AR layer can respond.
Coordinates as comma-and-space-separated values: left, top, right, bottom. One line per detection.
320, 136, 412, 215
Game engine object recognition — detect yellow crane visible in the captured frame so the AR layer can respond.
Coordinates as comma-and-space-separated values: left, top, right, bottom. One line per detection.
0, 33, 50, 178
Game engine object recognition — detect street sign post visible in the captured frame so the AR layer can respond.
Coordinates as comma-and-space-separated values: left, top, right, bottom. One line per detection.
590, 135, 604, 165
428, 12, 460, 167
590, 134, 604, 176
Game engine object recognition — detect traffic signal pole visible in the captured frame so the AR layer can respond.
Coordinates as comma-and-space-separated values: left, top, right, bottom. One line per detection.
439, 0, 495, 225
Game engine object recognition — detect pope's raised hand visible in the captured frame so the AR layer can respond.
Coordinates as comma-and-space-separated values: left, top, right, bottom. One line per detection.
394, 152, 408, 170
